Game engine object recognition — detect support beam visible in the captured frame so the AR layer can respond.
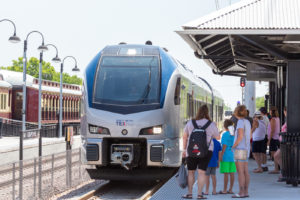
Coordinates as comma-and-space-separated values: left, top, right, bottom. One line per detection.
198, 54, 277, 68
238, 35, 288, 60
202, 35, 228, 50
286, 61, 300, 133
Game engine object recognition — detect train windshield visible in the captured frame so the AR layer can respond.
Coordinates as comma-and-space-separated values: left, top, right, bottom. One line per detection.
93, 56, 160, 105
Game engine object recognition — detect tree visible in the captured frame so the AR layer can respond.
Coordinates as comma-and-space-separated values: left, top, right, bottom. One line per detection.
256, 96, 265, 109
1, 57, 82, 85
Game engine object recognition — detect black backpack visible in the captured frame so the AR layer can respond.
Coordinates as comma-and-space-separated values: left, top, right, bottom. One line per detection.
187, 120, 212, 158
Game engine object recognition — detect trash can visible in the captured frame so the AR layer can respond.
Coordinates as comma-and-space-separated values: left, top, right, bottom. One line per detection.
281, 132, 300, 187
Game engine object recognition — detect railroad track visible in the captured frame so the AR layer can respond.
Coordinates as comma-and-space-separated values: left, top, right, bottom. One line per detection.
78, 179, 168, 200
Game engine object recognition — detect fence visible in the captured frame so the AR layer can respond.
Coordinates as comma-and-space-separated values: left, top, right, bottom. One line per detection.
0, 118, 80, 138
0, 148, 93, 200
280, 132, 300, 187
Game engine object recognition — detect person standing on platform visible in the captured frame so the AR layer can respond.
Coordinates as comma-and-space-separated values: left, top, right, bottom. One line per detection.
232, 105, 251, 198
203, 138, 222, 195
267, 106, 281, 174
219, 119, 236, 195
182, 105, 220, 199
274, 107, 287, 181
251, 111, 266, 173
259, 107, 270, 172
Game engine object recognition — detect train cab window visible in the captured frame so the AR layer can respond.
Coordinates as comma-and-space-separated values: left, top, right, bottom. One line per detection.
93, 56, 160, 105
174, 77, 181, 105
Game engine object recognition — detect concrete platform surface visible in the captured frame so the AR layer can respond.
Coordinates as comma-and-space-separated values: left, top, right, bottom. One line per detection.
0, 135, 81, 165
151, 159, 300, 200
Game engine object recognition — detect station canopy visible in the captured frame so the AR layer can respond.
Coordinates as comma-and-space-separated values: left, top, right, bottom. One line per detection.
176, 0, 300, 80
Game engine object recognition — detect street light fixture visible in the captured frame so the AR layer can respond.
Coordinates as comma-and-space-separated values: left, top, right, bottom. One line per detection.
46, 44, 61, 63
59, 56, 79, 138
0, 19, 21, 43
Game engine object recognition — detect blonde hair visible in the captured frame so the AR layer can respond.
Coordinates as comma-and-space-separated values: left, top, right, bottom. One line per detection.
234, 105, 247, 118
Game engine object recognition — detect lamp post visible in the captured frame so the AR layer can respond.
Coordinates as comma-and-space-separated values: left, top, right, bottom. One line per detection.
22, 31, 48, 141
59, 56, 79, 138
0, 19, 21, 43
0, 19, 20, 140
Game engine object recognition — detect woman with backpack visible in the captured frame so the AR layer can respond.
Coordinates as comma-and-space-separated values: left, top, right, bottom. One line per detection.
232, 105, 251, 198
182, 105, 220, 199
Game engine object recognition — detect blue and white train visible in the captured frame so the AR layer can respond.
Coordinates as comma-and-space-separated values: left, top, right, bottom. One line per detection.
81, 43, 224, 180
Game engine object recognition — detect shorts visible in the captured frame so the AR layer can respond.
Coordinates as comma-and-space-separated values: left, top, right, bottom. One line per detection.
205, 167, 216, 175
252, 139, 266, 153
270, 139, 280, 152
187, 151, 213, 171
220, 162, 236, 173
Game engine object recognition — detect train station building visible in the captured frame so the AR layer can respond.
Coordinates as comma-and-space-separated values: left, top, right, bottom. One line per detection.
175, 0, 300, 187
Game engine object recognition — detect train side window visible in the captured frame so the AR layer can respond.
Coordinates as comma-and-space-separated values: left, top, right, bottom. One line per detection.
174, 78, 181, 105
4, 94, 7, 110
0, 94, 3, 110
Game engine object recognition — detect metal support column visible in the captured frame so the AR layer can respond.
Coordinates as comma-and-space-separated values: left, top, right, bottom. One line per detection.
286, 61, 300, 133
281, 61, 300, 186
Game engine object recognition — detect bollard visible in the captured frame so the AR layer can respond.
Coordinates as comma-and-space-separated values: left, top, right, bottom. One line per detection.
38, 156, 42, 198
51, 154, 54, 187
34, 158, 36, 197
79, 148, 82, 181
19, 160, 23, 200
12, 163, 15, 200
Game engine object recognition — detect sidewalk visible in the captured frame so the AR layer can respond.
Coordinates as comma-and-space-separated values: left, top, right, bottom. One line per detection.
0, 135, 81, 165
151, 159, 300, 200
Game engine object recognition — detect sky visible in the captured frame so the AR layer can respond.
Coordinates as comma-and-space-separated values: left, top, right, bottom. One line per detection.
0, 0, 268, 110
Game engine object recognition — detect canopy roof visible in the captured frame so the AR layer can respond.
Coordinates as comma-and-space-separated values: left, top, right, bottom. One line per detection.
176, 0, 300, 77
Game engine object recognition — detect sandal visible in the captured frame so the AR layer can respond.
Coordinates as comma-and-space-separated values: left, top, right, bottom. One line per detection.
182, 194, 193, 199
218, 190, 228, 194
253, 169, 263, 173
202, 192, 208, 195
197, 195, 207, 199
232, 194, 245, 198
227, 191, 234, 194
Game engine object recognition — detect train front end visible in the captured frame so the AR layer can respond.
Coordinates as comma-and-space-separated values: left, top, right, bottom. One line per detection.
81, 45, 179, 180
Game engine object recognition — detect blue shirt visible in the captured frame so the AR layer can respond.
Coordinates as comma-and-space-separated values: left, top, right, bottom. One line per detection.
208, 139, 222, 167
221, 131, 234, 162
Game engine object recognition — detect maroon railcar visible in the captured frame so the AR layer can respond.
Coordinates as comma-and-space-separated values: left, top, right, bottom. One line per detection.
0, 70, 82, 125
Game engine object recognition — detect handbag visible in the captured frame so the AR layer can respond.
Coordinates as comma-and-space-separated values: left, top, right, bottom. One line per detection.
175, 162, 188, 189
234, 120, 248, 161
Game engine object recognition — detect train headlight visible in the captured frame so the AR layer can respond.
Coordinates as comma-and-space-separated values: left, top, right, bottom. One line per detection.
140, 125, 163, 135
89, 124, 110, 135
153, 126, 162, 134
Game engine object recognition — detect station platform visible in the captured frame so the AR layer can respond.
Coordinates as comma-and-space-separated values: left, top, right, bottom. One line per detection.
0, 135, 81, 165
151, 159, 300, 200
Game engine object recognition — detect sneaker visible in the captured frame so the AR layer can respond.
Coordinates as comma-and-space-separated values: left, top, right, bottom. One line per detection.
263, 167, 269, 172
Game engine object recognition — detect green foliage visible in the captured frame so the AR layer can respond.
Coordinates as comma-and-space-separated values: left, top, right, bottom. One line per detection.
1, 57, 82, 85
256, 96, 265, 109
